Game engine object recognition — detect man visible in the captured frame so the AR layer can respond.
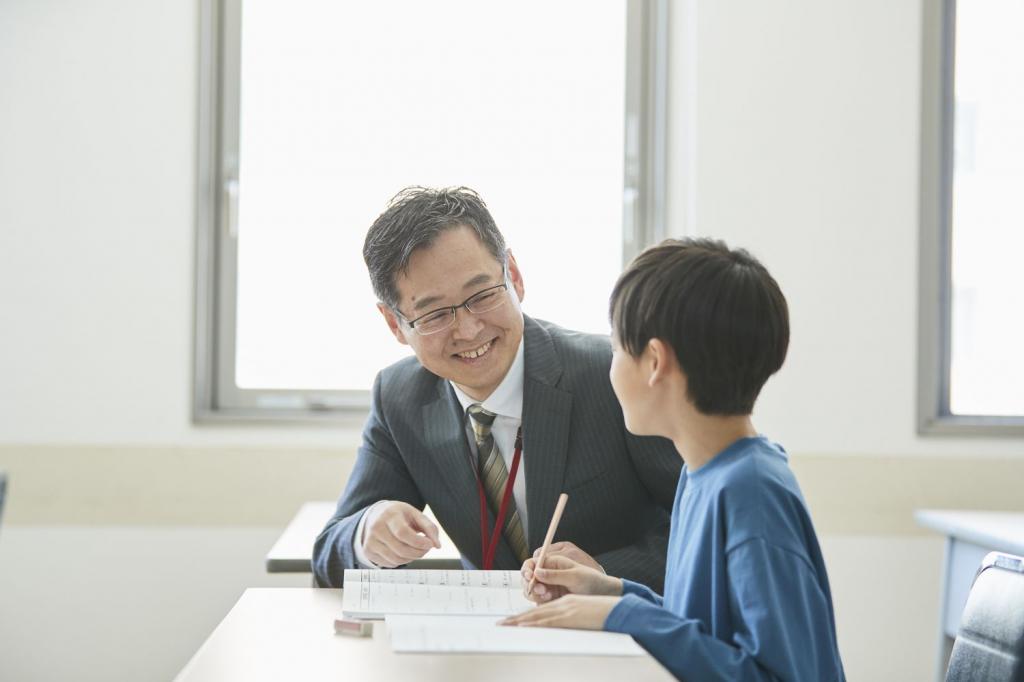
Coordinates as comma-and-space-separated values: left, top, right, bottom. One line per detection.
312, 186, 681, 590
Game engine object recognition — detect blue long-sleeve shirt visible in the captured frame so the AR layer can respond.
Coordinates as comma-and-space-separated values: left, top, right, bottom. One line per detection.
604, 436, 845, 681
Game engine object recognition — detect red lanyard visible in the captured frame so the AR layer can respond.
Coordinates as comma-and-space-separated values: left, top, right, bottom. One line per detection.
476, 427, 523, 570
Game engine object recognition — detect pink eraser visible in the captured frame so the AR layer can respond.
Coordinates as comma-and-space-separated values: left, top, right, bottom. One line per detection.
334, 618, 373, 637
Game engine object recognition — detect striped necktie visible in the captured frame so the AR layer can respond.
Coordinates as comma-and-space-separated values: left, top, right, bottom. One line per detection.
466, 404, 529, 564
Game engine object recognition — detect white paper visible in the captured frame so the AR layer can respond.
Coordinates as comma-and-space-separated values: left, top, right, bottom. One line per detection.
386, 615, 645, 656
341, 569, 533, 619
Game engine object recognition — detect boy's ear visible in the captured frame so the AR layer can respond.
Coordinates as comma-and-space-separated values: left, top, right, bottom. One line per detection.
645, 338, 677, 387
378, 303, 410, 345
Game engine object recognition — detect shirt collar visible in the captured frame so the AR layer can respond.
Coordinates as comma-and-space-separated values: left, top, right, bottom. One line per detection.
450, 337, 524, 420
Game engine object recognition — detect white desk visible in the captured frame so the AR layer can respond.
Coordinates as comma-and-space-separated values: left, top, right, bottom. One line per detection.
915, 509, 1024, 682
174, 588, 673, 682
266, 501, 462, 573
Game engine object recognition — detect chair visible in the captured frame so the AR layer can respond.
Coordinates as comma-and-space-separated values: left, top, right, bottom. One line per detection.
946, 552, 1024, 682
1017, 634, 1024, 682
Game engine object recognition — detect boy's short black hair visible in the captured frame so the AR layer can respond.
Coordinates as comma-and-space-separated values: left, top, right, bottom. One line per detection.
610, 238, 789, 416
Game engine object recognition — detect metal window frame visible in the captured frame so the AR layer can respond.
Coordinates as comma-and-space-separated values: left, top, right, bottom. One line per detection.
194, 0, 670, 422
623, 0, 670, 263
917, 0, 1024, 435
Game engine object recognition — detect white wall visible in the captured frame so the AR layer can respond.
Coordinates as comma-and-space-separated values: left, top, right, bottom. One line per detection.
1, 1, 1022, 681
0, 4, 343, 681
670, 0, 1022, 459
0, 0, 351, 449
2, 0, 1022, 459
3, 0, 1021, 460
0, 528, 309, 682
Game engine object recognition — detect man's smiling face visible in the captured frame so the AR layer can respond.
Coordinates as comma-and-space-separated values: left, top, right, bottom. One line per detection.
379, 225, 526, 401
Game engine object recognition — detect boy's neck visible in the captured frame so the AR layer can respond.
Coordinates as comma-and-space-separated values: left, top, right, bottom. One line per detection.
671, 412, 757, 473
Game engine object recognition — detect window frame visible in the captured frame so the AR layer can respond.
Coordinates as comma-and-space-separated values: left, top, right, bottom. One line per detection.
194, 0, 669, 422
917, 0, 1024, 435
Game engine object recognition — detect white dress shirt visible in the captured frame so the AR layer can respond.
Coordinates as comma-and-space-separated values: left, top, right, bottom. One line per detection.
354, 338, 527, 568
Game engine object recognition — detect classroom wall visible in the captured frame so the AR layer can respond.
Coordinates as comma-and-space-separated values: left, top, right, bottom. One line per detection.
1, 1, 1021, 681
666, 0, 1024, 531
2, 0, 1023, 518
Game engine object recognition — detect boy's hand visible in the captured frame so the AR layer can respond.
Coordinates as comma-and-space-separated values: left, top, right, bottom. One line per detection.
521, 541, 605, 601
501, 595, 622, 630
534, 541, 605, 572
521, 555, 622, 603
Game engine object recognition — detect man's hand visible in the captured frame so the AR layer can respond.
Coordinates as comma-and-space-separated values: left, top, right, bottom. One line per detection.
501, 595, 622, 631
361, 501, 441, 568
521, 554, 622, 603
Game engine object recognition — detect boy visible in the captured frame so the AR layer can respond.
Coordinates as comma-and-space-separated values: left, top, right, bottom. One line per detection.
503, 239, 845, 681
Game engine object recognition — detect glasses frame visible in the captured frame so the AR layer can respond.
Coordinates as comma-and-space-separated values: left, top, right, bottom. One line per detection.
395, 267, 511, 336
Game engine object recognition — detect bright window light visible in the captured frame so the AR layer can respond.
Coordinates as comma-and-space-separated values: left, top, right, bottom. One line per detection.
234, 0, 626, 391
948, 0, 1024, 416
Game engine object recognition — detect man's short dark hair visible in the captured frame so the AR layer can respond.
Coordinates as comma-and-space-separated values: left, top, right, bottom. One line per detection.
610, 238, 789, 416
363, 186, 507, 310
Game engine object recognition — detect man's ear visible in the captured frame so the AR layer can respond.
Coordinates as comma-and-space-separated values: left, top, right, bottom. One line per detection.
506, 249, 525, 302
645, 338, 677, 387
378, 303, 410, 345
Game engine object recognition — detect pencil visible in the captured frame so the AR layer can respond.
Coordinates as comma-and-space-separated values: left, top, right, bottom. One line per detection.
527, 492, 569, 595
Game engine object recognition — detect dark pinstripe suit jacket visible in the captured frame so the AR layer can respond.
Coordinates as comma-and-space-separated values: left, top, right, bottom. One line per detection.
312, 316, 682, 590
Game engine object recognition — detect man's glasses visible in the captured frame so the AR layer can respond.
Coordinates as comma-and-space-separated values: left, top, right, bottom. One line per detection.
397, 275, 510, 336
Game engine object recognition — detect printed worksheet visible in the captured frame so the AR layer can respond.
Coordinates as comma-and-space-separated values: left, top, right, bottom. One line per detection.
386, 615, 645, 656
341, 569, 533, 619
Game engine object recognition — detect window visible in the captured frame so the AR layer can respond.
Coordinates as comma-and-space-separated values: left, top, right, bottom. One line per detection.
918, 0, 1024, 433
195, 0, 668, 420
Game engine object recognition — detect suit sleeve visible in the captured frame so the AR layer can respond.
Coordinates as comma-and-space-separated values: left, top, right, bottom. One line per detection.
591, 432, 680, 591
311, 372, 425, 587
624, 431, 681, 509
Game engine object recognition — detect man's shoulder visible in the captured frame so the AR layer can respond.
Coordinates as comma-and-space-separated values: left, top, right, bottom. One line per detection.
527, 317, 612, 366
378, 352, 425, 378
375, 354, 439, 400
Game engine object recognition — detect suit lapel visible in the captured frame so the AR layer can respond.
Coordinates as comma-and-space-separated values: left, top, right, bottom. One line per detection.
421, 379, 485, 567
420, 379, 525, 569
521, 317, 572, 552
420, 317, 573, 568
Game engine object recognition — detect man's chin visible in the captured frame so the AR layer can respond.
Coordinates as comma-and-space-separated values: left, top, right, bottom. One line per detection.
446, 358, 512, 400
450, 370, 500, 400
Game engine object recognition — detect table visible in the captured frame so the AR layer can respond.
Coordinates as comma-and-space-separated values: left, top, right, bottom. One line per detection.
914, 509, 1024, 682
174, 588, 673, 682
266, 501, 462, 573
